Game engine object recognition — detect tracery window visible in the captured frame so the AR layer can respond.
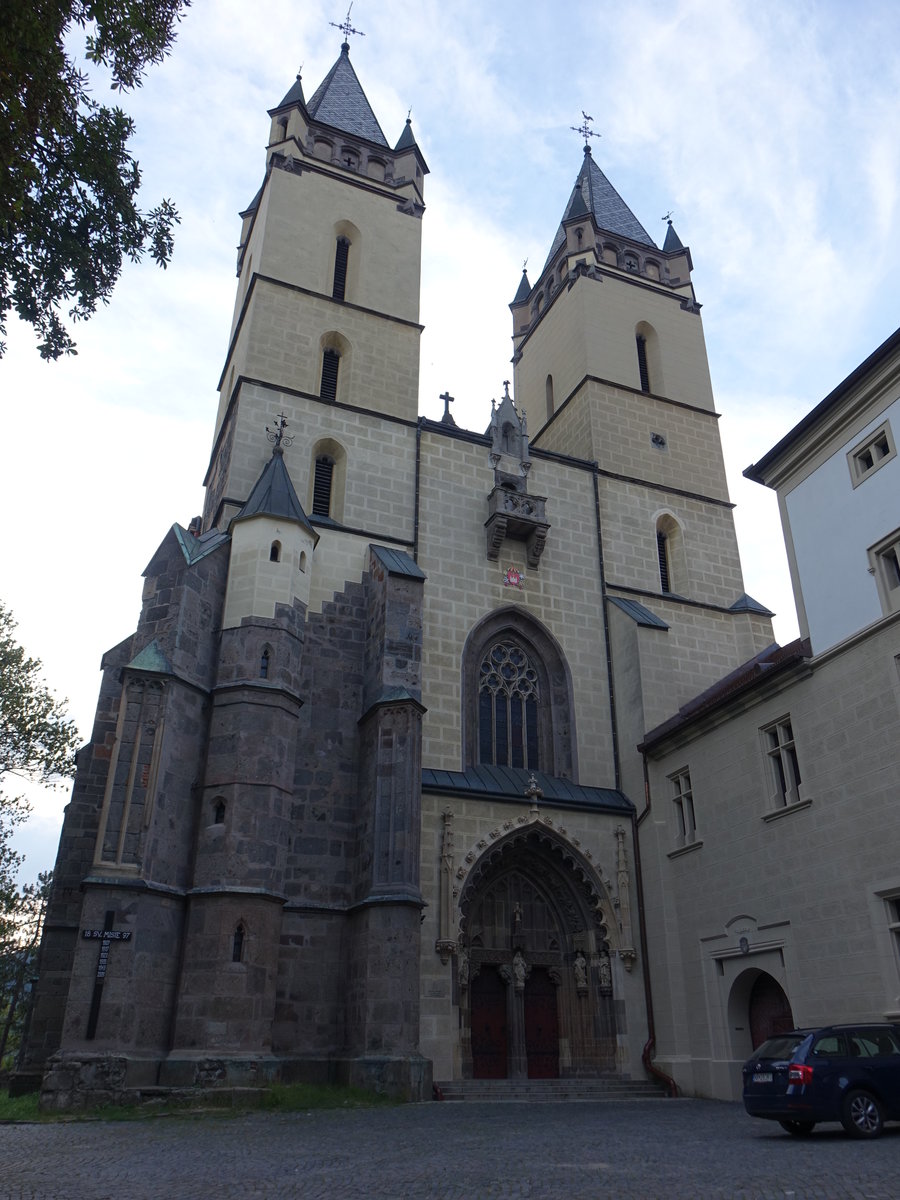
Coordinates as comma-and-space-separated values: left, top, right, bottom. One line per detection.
478, 640, 540, 769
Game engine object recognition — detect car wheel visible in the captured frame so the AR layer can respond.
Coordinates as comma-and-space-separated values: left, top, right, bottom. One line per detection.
841, 1089, 884, 1138
778, 1120, 815, 1136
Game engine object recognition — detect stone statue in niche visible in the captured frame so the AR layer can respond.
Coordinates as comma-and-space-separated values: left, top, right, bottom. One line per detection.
512, 950, 528, 991
599, 953, 612, 994
458, 949, 469, 991
573, 951, 588, 993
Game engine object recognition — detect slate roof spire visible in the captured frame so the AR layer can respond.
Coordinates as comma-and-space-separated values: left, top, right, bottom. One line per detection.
544, 144, 656, 269
232, 446, 318, 542
304, 41, 389, 146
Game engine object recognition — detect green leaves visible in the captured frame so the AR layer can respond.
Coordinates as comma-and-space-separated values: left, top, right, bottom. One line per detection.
0, 0, 190, 358
0, 603, 80, 785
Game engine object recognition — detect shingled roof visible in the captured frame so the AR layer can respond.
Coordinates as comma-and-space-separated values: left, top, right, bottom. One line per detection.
305, 43, 388, 147
545, 147, 656, 269
232, 447, 318, 541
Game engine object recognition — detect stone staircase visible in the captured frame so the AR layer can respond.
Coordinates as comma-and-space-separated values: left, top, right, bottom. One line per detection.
432, 1077, 674, 1102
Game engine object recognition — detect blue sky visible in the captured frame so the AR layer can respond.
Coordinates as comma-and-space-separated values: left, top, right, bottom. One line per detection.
3, 0, 900, 878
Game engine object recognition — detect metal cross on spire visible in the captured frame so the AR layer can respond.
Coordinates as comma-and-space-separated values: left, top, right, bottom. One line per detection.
330, 3, 365, 42
266, 413, 294, 448
570, 111, 600, 150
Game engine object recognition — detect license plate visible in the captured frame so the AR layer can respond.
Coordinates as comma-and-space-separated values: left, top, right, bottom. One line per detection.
752, 1072, 773, 1084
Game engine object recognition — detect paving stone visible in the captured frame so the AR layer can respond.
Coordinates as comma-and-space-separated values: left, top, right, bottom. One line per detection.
4, 1099, 900, 1199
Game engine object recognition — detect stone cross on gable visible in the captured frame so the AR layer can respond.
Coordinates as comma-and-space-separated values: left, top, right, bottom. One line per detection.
83, 910, 133, 1040
439, 391, 456, 427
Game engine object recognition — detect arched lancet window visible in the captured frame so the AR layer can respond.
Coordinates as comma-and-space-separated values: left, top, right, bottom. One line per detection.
309, 436, 347, 523
545, 374, 554, 422
479, 641, 540, 769
635, 322, 663, 396
260, 647, 271, 679
213, 798, 226, 825
232, 923, 245, 963
299, 550, 307, 573
269, 540, 281, 563
463, 611, 576, 779
655, 512, 686, 596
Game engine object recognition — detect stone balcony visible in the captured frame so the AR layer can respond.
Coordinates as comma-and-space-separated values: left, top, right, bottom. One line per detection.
484, 487, 550, 568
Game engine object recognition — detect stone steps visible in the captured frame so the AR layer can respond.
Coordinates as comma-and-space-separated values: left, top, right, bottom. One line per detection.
432, 1077, 674, 1102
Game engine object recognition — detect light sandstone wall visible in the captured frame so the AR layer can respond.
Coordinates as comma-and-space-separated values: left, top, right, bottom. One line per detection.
207, 380, 417, 542
416, 429, 614, 784
640, 614, 900, 1101
515, 272, 715, 425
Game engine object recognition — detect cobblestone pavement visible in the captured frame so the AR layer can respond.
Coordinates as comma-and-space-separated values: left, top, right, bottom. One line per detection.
4, 1099, 900, 1200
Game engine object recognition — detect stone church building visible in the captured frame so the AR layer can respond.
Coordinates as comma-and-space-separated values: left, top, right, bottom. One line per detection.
23, 39, 805, 1107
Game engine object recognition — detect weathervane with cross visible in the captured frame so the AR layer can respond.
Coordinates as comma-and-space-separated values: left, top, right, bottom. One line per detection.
570, 111, 600, 150
266, 413, 294, 449
330, 3, 365, 42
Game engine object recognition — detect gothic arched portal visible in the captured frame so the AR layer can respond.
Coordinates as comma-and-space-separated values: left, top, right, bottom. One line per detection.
458, 826, 617, 1079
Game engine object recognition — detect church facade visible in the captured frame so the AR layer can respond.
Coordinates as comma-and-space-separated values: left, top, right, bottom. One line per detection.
23, 41, 788, 1108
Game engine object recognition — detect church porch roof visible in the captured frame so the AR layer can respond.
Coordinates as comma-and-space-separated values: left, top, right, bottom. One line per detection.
422, 764, 633, 815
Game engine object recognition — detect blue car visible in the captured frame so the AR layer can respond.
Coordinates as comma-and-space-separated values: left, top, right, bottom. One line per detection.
742, 1024, 900, 1138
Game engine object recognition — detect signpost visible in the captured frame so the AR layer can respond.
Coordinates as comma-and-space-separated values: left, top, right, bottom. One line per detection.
82, 910, 132, 1040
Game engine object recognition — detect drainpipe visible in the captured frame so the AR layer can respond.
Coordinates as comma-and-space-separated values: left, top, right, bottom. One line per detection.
413, 419, 423, 562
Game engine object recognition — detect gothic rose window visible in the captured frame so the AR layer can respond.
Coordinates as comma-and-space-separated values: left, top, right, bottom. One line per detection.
478, 640, 540, 769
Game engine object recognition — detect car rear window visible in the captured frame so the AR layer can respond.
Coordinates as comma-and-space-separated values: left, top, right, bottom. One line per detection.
753, 1035, 806, 1059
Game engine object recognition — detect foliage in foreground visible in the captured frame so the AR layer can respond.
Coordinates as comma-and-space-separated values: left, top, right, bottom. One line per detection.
1, 1, 191, 358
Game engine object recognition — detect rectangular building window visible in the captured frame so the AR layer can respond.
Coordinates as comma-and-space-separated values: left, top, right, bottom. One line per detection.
670, 769, 695, 843
320, 349, 340, 403
848, 422, 895, 487
762, 717, 801, 807
868, 528, 900, 617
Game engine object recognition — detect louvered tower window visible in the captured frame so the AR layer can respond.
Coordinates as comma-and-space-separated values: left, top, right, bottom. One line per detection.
478, 640, 540, 770
636, 334, 651, 393
332, 237, 350, 300
657, 531, 671, 593
312, 455, 335, 516
320, 349, 340, 402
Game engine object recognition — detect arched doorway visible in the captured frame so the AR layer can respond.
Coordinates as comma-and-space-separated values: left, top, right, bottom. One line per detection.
459, 826, 616, 1079
748, 974, 794, 1048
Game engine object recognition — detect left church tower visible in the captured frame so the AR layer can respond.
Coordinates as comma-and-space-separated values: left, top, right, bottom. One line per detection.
21, 39, 432, 1107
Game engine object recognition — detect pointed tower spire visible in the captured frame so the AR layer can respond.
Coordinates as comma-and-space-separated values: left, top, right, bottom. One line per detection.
663, 218, 685, 252
305, 41, 388, 145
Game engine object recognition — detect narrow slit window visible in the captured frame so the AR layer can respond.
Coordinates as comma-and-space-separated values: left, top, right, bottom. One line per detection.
657, 531, 671, 593
636, 334, 651, 393
332, 237, 350, 301
320, 349, 340, 402
214, 799, 226, 825
260, 648, 270, 679
232, 924, 245, 963
312, 455, 335, 517
269, 541, 281, 563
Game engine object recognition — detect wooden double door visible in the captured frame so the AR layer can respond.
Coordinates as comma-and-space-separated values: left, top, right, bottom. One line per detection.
470, 964, 559, 1079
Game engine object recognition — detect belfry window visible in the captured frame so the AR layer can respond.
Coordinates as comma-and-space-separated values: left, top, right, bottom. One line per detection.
478, 640, 540, 769
312, 455, 335, 516
320, 349, 340, 402
636, 334, 651, 393
332, 237, 350, 301
657, 531, 671, 593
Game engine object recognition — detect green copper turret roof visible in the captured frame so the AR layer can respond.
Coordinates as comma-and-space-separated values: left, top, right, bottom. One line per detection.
545, 147, 656, 268
305, 42, 389, 147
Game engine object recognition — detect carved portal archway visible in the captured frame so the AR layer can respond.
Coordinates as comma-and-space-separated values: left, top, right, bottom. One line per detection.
458, 826, 617, 1079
